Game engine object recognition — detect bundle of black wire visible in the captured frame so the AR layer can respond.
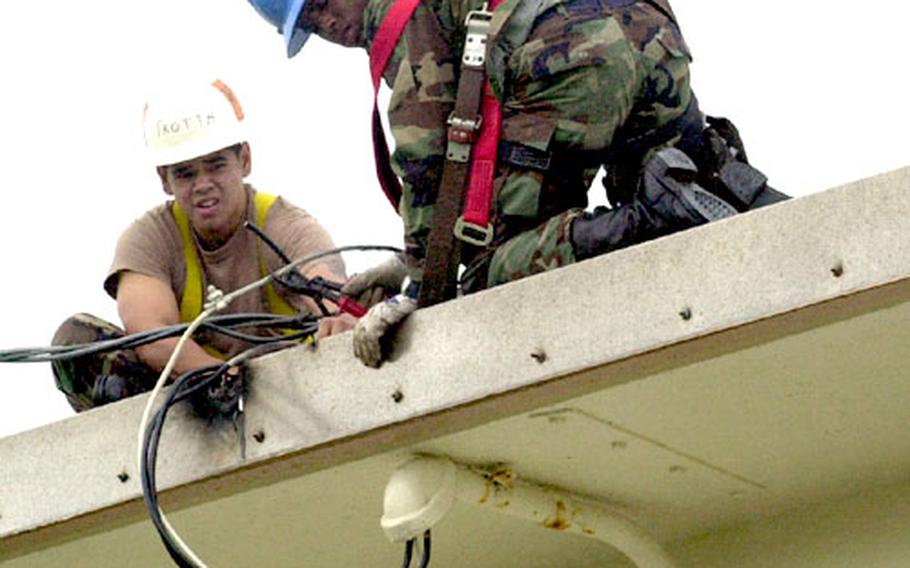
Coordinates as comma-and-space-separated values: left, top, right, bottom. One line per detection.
0, 244, 405, 367
141, 354, 434, 568
402, 530, 432, 568
0, 313, 320, 364
1, 243, 409, 566
140, 361, 232, 567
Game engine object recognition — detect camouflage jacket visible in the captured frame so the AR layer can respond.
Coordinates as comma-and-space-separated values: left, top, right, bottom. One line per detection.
362, 0, 696, 289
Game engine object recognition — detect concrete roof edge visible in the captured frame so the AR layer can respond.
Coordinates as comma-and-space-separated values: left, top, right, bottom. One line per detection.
2, 165, 909, 558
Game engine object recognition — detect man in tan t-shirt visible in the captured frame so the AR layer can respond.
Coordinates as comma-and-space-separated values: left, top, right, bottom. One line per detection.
51, 79, 353, 411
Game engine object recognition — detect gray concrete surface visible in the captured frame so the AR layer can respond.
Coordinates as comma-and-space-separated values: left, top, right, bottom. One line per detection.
2, 166, 909, 566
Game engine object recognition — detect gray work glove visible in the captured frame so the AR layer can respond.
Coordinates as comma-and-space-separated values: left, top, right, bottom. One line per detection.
341, 254, 409, 309
352, 294, 417, 368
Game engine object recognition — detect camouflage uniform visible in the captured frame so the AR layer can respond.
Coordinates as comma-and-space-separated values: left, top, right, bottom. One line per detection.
364, 0, 708, 293
51, 313, 160, 412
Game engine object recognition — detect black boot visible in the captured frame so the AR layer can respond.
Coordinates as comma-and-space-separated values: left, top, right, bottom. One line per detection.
711, 159, 789, 211
571, 148, 737, 261
697, 115, 790, 211
91, 373, 137, 407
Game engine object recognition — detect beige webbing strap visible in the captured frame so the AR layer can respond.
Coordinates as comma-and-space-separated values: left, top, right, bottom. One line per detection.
418, 5, 495, 308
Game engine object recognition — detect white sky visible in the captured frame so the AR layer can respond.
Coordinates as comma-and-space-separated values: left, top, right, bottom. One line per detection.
1, 1, 907, 438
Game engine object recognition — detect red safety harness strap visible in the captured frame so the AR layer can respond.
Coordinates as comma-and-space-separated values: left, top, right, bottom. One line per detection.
368, 0, 421, 212
370, 0, 504, 306
457, 80, 501, 246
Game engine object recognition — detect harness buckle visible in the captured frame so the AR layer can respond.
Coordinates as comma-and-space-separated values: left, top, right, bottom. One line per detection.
454, 216, 494, 246
463, 3, 493, 67
446, 113, 483, 162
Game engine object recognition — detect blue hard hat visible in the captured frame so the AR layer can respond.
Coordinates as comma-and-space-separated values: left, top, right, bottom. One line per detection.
247, 0, 310, 57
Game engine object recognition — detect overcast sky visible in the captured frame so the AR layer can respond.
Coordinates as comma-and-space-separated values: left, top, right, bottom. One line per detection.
1, 2, 907, 438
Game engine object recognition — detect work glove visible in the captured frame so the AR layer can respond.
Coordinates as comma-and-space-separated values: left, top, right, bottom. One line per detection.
342, 254, 408, 309
352, 294, 417, 368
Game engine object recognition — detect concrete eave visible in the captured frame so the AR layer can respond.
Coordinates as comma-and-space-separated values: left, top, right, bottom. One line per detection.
2, 166, 910, 566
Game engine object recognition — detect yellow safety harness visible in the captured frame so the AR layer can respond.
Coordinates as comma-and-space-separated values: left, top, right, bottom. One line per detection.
172, 192, 297, 324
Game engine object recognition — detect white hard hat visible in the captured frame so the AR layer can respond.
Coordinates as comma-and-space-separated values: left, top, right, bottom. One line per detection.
143, 80, 247, 167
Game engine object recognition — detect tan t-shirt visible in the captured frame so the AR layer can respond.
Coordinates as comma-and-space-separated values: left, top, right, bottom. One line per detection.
105, 185, 345, 357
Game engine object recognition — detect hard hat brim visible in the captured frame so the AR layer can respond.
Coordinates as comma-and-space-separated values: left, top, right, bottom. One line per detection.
283, 0, 310, 58
151, 137, 248, 168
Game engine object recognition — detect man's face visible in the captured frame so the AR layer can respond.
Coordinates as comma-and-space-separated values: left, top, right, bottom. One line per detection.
299, 0, 366, 47
159, 144, 251, 248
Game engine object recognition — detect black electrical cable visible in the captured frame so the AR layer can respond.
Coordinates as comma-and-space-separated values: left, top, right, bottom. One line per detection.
2, 245, 403, 366
204, 314, 315, 333
1, 324, 183, 362
245, 222, 292, 264
199, 323, 317, 344
420, 530, 431, 568
245, 222, 334, 316
143, 364, 225, 498
0, 326, 181, 362
199, 315, 321, 343
134, 244, 405, 565
141, 341, 296, 567
0, 313, 319, 363
401, 538, 415, 568
243, 233, 405, 318
400, 530, 432, 568
141, 364, 223, 567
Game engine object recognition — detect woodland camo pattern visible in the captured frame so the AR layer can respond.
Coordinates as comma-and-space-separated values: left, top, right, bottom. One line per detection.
365, 0, 695, 290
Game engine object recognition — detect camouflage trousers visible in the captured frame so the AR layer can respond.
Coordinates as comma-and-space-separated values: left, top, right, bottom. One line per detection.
460, 208, 583, 291
51, 313, 159, 412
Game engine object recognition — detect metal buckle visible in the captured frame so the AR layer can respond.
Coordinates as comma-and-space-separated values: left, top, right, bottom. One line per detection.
454, 216, 494, 247
463, 3, 493, 67
446, 141, 471, 163
446, 113, 483, 163
448, 114, 482, 133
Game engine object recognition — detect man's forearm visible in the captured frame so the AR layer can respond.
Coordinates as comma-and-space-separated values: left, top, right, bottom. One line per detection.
136, 337, 224, 376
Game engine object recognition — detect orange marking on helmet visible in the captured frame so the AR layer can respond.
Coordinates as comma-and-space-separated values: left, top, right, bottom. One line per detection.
212, 79, 245, 121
